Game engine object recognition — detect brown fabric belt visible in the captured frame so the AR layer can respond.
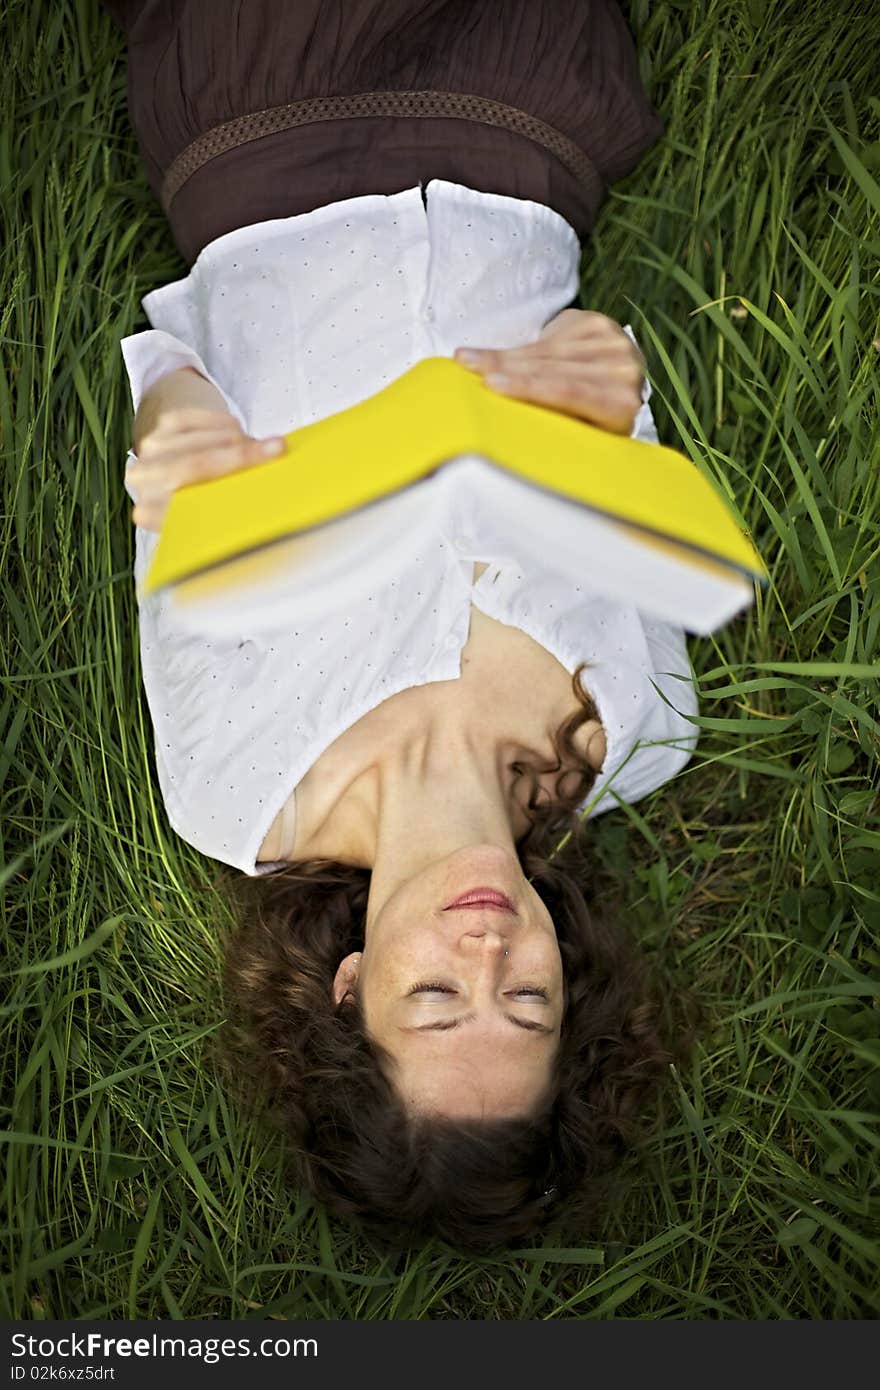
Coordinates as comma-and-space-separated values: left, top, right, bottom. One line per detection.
160, 90, 600, 214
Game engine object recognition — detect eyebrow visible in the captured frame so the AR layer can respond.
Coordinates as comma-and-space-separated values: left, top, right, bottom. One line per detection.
403, 1014, 555, 1037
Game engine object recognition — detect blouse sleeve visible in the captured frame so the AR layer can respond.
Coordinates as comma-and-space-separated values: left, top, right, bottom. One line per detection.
621, 322, 659, 445
119, 327, 249, 435
119, 328, 250, 506
584, 618, 699, 817
583, 324, 698, 815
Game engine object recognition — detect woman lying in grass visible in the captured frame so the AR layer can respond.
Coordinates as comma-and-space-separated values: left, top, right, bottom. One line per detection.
107, 0, 701, 1248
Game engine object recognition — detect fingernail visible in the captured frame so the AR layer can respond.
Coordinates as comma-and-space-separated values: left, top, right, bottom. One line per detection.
485, 373, 511, 390
261, 437, 284, 455
455, 349, 484, 366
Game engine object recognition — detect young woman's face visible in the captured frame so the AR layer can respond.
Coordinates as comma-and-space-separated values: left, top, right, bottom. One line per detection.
334, 845, 564, 1117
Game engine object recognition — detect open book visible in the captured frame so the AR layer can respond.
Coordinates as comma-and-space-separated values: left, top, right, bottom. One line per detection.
141, 357, 766, 636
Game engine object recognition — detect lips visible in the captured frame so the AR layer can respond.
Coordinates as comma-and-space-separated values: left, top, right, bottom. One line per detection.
442, 887, 516, 913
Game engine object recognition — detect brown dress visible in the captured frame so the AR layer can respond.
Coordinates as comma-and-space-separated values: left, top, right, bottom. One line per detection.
101, 1, 664, 268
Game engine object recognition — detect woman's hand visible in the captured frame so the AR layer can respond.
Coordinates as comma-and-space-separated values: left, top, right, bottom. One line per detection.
454, 308, 646, 435
127, 408, 284, 531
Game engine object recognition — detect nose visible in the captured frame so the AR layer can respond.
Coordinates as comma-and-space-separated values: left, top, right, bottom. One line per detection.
458, 927, 508, 955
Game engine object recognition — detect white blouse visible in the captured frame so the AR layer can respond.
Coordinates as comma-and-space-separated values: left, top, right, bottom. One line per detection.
119, 179, 698, 875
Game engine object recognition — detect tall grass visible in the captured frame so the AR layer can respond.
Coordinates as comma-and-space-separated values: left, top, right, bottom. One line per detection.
1, 0, 878, 1319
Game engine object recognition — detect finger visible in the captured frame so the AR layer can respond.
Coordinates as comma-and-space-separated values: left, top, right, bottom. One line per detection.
454, 310, 614, 361
483, 363, 641, 403
539, 315, 645, 376
482, 371, 641, 432
539, 309, 629, 337
136, 421, 244, 459
474, 359, 646, 407
131, 501, 163, 532
128, 430, 238, 478
505, 322, 638, 362
537, 308, 615, 342
456, 336, 641, 377
480, 355, 643, 386
131, 435, 284, 486
155, 408, 244, 432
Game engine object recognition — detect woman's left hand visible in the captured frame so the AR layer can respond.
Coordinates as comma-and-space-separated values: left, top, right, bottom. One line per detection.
454, 308, 646, 435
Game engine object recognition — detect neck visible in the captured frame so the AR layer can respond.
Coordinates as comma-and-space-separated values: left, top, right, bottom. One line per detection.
368, 721, 519, 923
293, 712, 520, 914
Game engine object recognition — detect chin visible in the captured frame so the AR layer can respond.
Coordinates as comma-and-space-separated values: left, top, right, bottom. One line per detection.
446, 844, 520, 875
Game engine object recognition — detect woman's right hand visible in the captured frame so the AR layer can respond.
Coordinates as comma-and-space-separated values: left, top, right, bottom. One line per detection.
127, 408, 285, 531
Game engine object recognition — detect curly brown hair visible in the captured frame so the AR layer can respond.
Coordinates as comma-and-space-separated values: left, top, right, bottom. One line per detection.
219, 665, 686, 1251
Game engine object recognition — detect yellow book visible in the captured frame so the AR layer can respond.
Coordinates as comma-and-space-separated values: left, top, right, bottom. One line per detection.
142, 356, 765, 635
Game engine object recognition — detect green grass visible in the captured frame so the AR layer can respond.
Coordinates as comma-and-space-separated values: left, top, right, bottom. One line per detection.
2, 0, 878, 1319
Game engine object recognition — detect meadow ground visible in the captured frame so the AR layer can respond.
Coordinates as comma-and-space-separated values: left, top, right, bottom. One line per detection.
2, 0, 878, 1319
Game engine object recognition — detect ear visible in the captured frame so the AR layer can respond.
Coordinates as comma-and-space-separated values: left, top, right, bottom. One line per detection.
332, 952, 362, 1006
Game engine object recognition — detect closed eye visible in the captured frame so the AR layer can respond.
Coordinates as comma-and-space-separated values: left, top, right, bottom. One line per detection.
408, 984, 549, 1000
408, 1014, 556, 1036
